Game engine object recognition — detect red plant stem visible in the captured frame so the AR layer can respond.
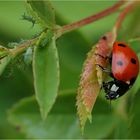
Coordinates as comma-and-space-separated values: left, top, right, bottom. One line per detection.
10, 37, 38, 56
57, 0, 125, 35
6, 0, 134, 57
113, 1, 137, 35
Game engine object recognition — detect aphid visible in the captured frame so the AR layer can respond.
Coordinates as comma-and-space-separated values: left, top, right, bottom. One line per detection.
21, 13, 36, 27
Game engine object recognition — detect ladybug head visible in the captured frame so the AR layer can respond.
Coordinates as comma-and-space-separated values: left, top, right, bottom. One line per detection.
103, 81, 120, 100
103, 80, 129, 100
105, 91, 119, 100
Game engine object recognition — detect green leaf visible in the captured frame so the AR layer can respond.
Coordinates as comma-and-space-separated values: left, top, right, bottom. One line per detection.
0, 46, 12, 75
0, 55, 12, 76
33, 35, 59, 120
0, 66, 34, 138
26, 0, 55, 29
128, 88, 140, 138
0, 46, 9, 58
8, 95, 116, 138
112, 119, 128, 139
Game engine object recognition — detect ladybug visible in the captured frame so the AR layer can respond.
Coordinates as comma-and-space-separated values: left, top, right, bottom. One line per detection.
97, 41, 139, 100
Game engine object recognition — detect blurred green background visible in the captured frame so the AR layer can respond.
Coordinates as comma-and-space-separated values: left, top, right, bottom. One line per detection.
0, 0, 140, 139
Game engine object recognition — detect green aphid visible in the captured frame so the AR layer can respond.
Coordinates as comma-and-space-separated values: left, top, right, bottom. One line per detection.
21, 13, 36, 27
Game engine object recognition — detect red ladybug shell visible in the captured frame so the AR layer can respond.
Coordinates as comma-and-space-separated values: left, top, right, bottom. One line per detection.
112, 41, 139, 83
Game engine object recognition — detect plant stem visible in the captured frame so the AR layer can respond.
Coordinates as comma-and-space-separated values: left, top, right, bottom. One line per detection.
7, 0, 128, 56
10, 37, 38, 57
57, 0, 125, 36
113, 1, 138, 35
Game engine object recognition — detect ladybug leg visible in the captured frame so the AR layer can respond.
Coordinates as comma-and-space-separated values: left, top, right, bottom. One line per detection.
96, 64, 114, 78
96, 64, 110, 73
108, 54, 112, 64
94, 53, 112, 62
102, 82, 109, 91
94, 53, 109, 60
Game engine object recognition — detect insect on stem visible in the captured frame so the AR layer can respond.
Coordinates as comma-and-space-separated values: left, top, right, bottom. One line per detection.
21, 13, 36, 27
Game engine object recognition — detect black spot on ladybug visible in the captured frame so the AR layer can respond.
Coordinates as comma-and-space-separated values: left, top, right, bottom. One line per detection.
131, 58, 136, 64
102, 36, 107, 40
117, 61, 123, 66
118, 43, 126, 47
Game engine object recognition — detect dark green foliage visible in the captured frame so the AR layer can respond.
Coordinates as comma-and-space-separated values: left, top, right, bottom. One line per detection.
0, 0, 140, 139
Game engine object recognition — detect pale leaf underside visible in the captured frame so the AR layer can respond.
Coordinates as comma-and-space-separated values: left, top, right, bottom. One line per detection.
77, 32, 116, 132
